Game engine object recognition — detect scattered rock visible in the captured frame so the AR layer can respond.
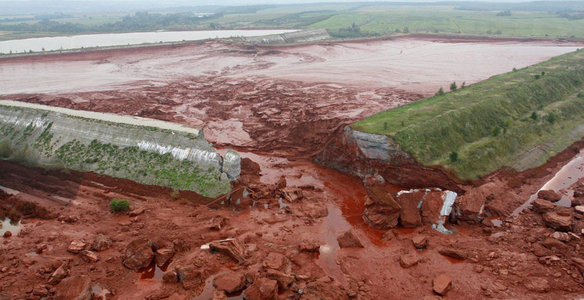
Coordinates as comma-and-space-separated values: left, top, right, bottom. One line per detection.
32, 284, 49, 297
524, 277, 550, 293
382, 231, 395, 241
399, 253, 420, 268
532, 243, 553, 257
122, 238, 154, 270
3, 231, 12, 238
80, 250, 98, 263
177, 266, 202, 290
550, 231, 570, 242
209, 239, 246, 263
162, 270, 179, 283
575, 205, 584, 214
244, 278, 278, 300
299, 240, 320, 252
91, 234, 112, 252
571, 257, 584, 273
337, 230, 364, 248
57, 215, 79, 223
266, 269, 295, 290
437, 248, 466, 260
532, 199, 556, 213
155, 247, 174, 266
363, 186, 401, 229
280, 187, 303, 202
48, 264, 68, 285
54, 275, 92, 300
543, 212, 572, 231
214, 271, 246, 293
263, 252, 288, 270
432, 274, 452, 296
411, 235, 428, 250
67, 241, 87, 254
538, 190, 562, 202
129, 207, 146, 217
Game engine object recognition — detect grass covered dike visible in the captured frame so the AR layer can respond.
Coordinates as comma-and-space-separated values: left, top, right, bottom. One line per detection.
353, 49, 584, 181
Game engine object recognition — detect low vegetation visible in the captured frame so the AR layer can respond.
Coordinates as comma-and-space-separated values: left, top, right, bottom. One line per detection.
353, 49, 584, 180
109, 198, 130, 213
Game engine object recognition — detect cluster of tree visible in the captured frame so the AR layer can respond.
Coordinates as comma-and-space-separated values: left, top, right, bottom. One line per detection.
0, 11, 222, 33
496, 10, 512, 16
330, 23, 375, 38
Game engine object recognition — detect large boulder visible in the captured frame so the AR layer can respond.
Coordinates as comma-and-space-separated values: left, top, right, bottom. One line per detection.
54, 275, 92, 300
432, 274, 452, 296
91, 234, 112, 252
337, 230, 364, 248
456, 183, 496, 222
399, 253, 420, 268
421, 191, 448, 225
122, 238, 154, 270
363, 186, 401, 229
243, 278, 278, 300
542, 212, 572, 231
213, 271, 246, 293
396, 191, 422, 227
532, 199, 556, 213
538, 190, 562, 202
177, 266, 202, 290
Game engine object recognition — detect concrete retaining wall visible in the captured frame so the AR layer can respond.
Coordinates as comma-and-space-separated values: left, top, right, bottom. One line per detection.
0, 100, 239, 197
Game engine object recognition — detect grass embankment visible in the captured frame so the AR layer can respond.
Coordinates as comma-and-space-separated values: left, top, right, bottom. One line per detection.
352, 49, 584, 180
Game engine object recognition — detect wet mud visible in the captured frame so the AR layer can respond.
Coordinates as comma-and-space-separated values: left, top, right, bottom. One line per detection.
1, 36, 584, 299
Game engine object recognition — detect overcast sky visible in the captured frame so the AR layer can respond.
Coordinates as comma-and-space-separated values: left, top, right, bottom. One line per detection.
0, 0, 552, 15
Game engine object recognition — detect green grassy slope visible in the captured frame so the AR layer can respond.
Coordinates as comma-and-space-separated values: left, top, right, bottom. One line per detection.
352, 49, 584, 180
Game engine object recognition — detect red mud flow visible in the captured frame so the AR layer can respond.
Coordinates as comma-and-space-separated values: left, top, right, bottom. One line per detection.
2, 37, 584, 299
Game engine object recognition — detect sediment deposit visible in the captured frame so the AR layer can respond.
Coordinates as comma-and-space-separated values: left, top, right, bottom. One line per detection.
2, 36, 584, 299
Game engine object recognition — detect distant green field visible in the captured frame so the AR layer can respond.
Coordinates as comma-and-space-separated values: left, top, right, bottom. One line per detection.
309, 7, 584, 39
353, 49, 584, 180
2, 2, 584, 40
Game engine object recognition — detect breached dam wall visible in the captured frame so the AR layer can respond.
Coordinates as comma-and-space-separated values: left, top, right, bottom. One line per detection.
243, 29, 330, 45
0, 100, 239, 197
317, 126, 462, 193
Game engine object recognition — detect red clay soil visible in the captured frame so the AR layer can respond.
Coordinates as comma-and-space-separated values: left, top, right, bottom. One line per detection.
2, 37, 584, 299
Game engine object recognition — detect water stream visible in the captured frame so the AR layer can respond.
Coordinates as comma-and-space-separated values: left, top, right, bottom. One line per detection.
512, 150, 584, 216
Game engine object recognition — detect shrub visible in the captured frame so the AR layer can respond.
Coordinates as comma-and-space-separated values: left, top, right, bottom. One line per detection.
578, 92, 584, 99
109, 198, 130, 213
435, 87, 445, 96
531, 112, 538, 120
449, 151, 458, 162
450, 82, 457, 91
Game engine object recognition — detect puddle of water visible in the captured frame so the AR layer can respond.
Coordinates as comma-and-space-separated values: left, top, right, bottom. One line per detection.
0, 218, 22, 237
91, 284, 110, 299
512, 150, 584, 216
191, 272, 244, 300
317, 203, 351, 285
138, 258, 172, 281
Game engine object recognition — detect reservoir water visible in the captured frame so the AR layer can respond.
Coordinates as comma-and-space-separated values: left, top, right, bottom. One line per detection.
0, 29, 297, 54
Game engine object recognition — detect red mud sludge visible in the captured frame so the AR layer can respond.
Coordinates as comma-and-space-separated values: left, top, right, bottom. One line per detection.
2, 36, 584, 299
